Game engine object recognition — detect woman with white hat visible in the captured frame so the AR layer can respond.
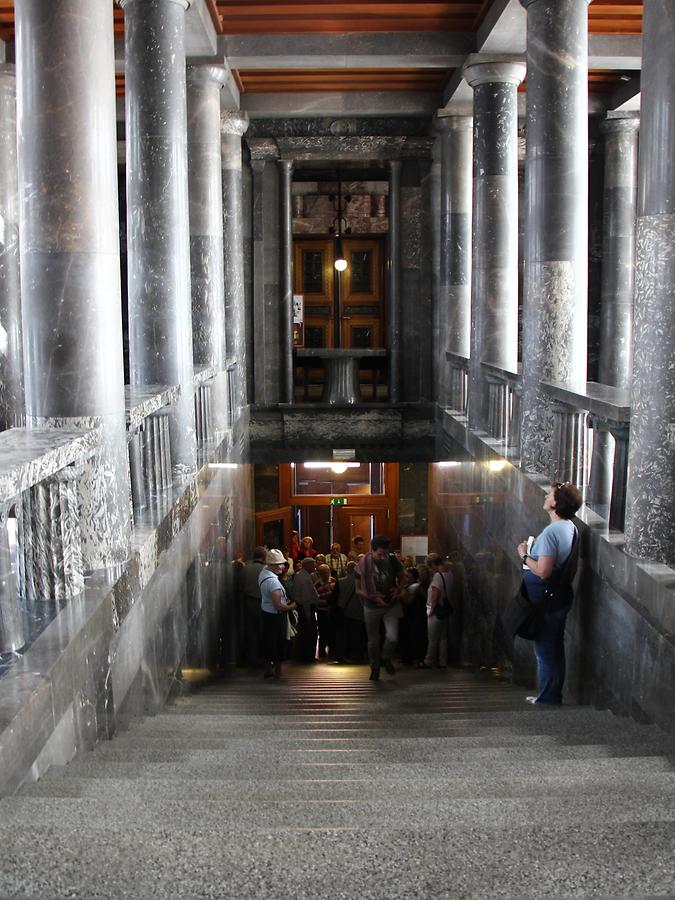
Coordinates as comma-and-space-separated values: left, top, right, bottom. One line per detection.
259, 548, 297, 679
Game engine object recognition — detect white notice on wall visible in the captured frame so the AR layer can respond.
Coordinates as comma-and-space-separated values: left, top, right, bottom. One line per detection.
401, 535, 428, 561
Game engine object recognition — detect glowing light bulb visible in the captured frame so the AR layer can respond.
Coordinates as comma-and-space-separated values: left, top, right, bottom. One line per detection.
334, 257, 348, 272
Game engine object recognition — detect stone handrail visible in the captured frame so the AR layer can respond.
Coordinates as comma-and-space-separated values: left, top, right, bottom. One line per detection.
542, 380, 631, 530
445, 351, 469, 413
481, 361, 522, 450
0, 426, 102, 654
126, 384, 181, 510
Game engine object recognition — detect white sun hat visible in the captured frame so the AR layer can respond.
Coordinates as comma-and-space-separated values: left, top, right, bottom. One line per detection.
265, 548, 286, 565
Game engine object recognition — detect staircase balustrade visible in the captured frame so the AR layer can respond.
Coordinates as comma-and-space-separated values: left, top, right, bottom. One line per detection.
445, 351, 469, 414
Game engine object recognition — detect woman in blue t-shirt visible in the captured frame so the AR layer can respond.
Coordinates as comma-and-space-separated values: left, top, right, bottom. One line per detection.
516, 481, 582, 705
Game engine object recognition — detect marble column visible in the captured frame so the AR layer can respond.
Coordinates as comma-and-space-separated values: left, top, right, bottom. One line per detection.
599, 114, 639, 389
278, 160, 294, 405
388, 160, 402, 404
464, 56, 525, 432
0, 65, 23, 432
16, 0, 130, 568
519, 0, 590, 475
430, 131, 442, 402
625, 0, 675, 566
221, 111, 250, 415
439, 118, 473, 362
121, 0, 196, 474
187, 66, 227, 372
589, 113, 639, 514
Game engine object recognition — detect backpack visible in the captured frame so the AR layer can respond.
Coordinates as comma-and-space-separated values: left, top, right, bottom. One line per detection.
434, 571, 452, 620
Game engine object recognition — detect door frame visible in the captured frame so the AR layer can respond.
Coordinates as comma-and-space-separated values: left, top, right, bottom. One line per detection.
255, 506, 293, 549
278, 463, 399, 544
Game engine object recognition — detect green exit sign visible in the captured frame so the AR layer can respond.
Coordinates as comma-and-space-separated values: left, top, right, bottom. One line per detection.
330, 498, 348, 506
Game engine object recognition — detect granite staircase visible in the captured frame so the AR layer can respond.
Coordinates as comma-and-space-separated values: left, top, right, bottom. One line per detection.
0, 666, 673, 898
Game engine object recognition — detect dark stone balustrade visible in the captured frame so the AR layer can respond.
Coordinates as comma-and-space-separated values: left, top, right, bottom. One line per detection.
445, 351, 469, 414
295, 349, 388, 406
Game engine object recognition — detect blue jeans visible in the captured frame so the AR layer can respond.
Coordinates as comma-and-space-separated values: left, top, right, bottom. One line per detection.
523, 572, 569, 705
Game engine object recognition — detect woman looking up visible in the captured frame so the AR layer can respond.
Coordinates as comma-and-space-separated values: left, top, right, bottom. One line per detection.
517, 481, 582, 705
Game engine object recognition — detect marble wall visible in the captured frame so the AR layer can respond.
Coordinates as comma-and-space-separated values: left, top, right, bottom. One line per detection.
0, 457, 254, 797
432, 413, 675, 733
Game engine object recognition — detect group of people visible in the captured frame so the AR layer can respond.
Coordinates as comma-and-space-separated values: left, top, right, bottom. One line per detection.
237, 479, 583, 706
237, 533, 458, 681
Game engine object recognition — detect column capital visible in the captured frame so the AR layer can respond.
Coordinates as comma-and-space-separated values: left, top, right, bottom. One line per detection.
187, 65, 229, 89
277, 159, 294, 175
600, 112, 640, 136
462, 55, 526, 88
520, 0, 591, 7
388, 159, 402, 174
220, 110, 249, 137
118, 0, 191, 9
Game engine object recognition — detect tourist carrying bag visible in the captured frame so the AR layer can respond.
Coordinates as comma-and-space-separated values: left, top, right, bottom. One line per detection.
434, 571, 452, 621
501, 527, 579, 641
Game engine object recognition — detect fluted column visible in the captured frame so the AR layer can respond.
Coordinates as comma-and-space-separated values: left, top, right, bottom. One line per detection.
388, 160, 402, 404
16, 0, 130, 568
625, 0, 675, 566
187, 66, 227, 372
519, 0, 591, 475
464, 56, 525, 431
221, 111, 250, 414
0, 65, 23, 432
120, 0, 196, 474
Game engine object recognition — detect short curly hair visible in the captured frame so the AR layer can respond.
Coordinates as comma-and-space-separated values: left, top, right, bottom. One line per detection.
553, 482, 582, 520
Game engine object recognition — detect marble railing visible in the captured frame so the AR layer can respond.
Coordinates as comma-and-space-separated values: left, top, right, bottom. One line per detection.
445, 351, 469, 413
542, 381, 631, 530
126, 385, 180, 511
193, 364, 219, 443
481, 362, 522, 451
0, 427, 101, 653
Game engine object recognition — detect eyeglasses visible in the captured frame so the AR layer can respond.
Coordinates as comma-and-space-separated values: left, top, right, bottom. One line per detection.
553, 481, 573, 490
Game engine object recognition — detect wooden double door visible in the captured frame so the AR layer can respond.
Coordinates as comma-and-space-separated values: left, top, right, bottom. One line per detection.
293, 237, 384, 350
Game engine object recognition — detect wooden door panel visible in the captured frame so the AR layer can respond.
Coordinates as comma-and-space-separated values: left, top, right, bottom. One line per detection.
294, 239, 334, 348
340, 238, 384, 349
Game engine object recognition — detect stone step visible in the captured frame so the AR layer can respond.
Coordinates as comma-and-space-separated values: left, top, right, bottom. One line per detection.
40, 754, 673, 783
0, 820, 671, 899
21, 771, 675, 803
3, 791, 674, 833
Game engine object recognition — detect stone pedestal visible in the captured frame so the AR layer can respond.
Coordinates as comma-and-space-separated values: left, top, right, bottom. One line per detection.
121, 0, 196, 474
625, 0, 675, 566
221, 111, 250, 415
519, 0, 591, 476
463, 56, 525, 431
0, 65, 23, 432
16, 0, 130, 568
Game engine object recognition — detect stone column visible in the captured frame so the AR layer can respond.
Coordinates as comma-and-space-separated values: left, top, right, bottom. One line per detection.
625, 0, 675, 566
387, 160, 402, 404
439, 117, 473, 362
278, 160, 294, 405
430, 130, 442, 402
221, 111, 250, 414
519, 0, 590, 475
16, 0, 130, 568
0, 65, 23, 432
464, 56, 525, 431
121, 0, 196, 474
599, 114, 640, 389
187, 66, 227, 372
588, 113, 639, 514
